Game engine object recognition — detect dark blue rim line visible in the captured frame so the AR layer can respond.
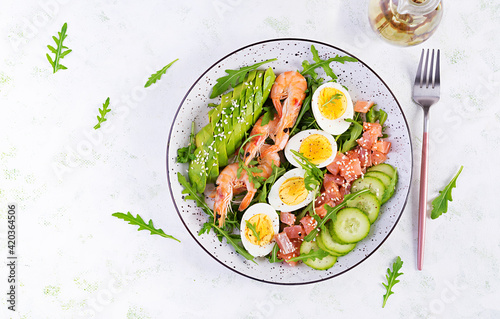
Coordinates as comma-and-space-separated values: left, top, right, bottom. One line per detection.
165, 37, 413, 285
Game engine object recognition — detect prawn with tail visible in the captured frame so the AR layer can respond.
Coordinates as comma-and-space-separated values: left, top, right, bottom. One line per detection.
263, 71, 307, 156
214, 144, 280, 227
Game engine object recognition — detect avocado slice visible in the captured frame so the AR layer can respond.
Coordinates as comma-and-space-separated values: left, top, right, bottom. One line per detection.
188, 147, 207, 193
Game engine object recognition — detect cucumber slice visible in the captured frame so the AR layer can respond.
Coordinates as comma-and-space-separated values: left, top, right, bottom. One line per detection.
367, 163, 395, 177
321, 222, 356, 255
381, 168, 398, 204
300, 241, 337, 270
345, 192, 381, 224
351, 176, 386, 202
365, 171, 391, 189
332, 208, 371, 244
316, 234, 344, 257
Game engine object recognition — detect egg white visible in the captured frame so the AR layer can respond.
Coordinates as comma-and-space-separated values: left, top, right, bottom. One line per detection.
311, 82, 354, 135
284, 129, 338, 168
268, 168, 315, 212
240, 203, 280, 257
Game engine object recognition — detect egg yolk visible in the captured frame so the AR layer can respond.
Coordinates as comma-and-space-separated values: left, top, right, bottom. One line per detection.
279, 177, 308, 206
245, 214, 274, 246
318, 88, 347, 120
299, 134, 333, 165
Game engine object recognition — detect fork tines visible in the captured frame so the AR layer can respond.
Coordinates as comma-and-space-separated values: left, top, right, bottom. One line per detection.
415, 49, 440, 90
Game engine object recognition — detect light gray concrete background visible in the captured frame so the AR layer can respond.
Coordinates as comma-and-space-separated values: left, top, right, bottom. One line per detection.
1, 0, 499, 318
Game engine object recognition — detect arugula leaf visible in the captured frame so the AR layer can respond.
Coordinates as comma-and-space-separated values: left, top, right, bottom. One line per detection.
261, 106, 276, 126
112, 212, 180, 242
320, 93, 342, 109
431, 166, 464, 219
94, 97, 111, 130
245, 220, 261, 241
214, 226, 256, 263
287, 247, 330, 262
290, 150, 324, 191
301, 45, 357, 80
268, 243, 283, 263
177, 172, 213, 216
46, 22, 72, 73
304, 189, 370, 241
144, 59, 178, 88
257, 163, 286, 203
177, 121, 197, 163
338, 119, 363, 153
210, 58, 277, 98
382, 256, 404, 308
237, 160, 264, 190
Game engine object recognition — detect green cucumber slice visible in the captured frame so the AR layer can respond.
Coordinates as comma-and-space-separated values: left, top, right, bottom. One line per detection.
351, 176, 386, 202
320, 222, 356, 255
365, 171, 391, 189
300, 241, 337, 270
317, 234, 344, 257
332, 208, 371, 244
345, 192, 381, 223
367, 163, 395, 177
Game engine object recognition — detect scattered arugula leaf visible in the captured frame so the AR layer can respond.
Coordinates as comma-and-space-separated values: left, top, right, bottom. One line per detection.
290, 150, 324, 191
94, 97, 111, 130
46, 22, 72, 73
257, 163, 286, 203
287, 247, 330, 262
320, 93, 342, 109
177, 121, 197, 163
382, 256, 404, 308
431, 166, 463, 219
177, 172, 213, 216
112, 212, 180, 242
144, 59, 178, 88
245, 220, 261, 241
210, 58, 277, 98
304, 189, 370, 241
301, 45, 357, 80
366, 105, 388, 126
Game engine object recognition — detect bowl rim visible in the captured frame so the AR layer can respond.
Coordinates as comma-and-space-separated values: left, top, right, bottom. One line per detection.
166, 37, 413, 285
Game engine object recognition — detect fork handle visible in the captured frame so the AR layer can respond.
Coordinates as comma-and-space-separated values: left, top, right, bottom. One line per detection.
418, 109, 430, 271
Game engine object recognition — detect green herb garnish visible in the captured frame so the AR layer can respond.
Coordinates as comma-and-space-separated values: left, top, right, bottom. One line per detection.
112, 212, 180, 242
320, 93, 342, 109
237, 159, 264, 190
144, 59, 178, 88
290, 150, 324, 191
46, 22, 72, 73
177, 121, 197, 163
257, 163, 286, 203
431, 166, 464, 219
245, 220, 261, 241
210, 58, 277, 98
94, 97, 111, 130
301, 45, 357, 81
382, 256, 404, 308
260, 105, 276, 126
287, 247, 330, 262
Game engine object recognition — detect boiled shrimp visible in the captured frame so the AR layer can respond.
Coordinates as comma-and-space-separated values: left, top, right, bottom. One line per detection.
265, 71, 307, 155
214, 145, 280, 227
242, 113, 279, 165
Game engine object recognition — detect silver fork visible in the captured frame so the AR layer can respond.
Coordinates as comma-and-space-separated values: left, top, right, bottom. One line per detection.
413, 49, 440, 271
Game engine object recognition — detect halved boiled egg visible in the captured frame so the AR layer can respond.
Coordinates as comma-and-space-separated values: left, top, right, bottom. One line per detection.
284, 129, 337, 168
311, 82, 354, 135
268, 168, 315, 212
240, 203, 280, 257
